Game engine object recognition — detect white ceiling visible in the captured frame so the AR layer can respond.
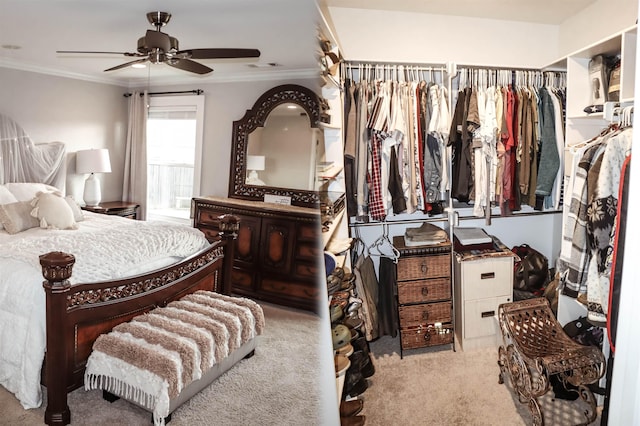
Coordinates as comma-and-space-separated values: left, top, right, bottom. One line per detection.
0, 0, 319, 87
0, 0, 599, 88
322, 0, 598, 25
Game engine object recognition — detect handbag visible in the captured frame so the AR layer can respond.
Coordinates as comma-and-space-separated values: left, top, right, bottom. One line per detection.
512, 244, 549, 295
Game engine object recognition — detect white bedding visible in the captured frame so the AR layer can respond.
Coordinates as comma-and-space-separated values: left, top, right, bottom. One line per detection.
0, 212, 209, 409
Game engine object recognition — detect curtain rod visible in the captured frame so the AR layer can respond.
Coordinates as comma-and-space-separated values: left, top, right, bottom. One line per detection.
123, 89, 204, 98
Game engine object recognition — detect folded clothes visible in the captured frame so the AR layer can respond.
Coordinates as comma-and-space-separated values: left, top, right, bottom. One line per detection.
404, 222, 448, 242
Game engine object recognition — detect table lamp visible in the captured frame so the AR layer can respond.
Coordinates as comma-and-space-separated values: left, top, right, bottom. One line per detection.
246, 155, 266, 185
76, 148, 112, 206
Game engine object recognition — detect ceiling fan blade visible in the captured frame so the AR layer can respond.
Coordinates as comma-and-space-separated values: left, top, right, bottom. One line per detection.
178, 48, 261, 60
145, 29, 171, 51
166, 58, 213, 75
104, 58, 149, 72
57, 50, 141, 57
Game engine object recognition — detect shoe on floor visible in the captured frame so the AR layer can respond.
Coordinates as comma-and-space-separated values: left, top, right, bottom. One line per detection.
340, 399, 364, 417
340, 415, 365, 426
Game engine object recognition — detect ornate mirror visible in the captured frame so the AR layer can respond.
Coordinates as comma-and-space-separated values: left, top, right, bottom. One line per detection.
228, 84, 321, 208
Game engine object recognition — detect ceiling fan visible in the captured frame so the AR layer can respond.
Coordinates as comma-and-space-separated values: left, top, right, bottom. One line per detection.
57, 11, 261, 74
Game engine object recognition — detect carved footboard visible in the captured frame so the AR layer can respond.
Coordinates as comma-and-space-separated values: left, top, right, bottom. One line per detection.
38, 215, 239, 426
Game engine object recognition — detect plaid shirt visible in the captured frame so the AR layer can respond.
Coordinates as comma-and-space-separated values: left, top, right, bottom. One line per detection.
368, 131, 386, 221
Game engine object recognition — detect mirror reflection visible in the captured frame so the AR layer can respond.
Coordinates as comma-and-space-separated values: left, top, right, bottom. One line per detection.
245, 103, 316, 190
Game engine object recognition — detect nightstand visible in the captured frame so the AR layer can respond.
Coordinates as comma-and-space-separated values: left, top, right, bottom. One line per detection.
81, 201, 140, 219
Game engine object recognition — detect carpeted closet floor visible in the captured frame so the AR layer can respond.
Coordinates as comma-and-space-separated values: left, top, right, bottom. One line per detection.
357, 335, 601, 426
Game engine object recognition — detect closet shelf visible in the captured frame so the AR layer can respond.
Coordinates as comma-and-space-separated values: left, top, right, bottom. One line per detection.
321, 73, 341, 89
318, 164, 344, 180
323, 209, 346, 248
319, 121, 342, 130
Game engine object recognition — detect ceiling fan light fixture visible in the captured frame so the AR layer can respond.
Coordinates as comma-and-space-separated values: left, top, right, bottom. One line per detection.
59, 11, 261, 76
131, 63, 146, 68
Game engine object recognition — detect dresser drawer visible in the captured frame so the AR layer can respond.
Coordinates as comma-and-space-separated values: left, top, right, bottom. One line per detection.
398, 301, 451, 326
197, 226, 219, 242
397, 254, 450, 281
230, 268, 254, 290
196, 209, 225, 226
294, 261, 319, 279
400, 324, 454, 349
297, 223, 320, 241
464, 296, 511, 340
460, 257, 513, 300
296, 242, 320, 261
397, 278, 451, 304
260, 278, 320, 302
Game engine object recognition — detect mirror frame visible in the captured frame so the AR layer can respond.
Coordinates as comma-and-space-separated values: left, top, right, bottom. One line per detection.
228, 84, 321, 208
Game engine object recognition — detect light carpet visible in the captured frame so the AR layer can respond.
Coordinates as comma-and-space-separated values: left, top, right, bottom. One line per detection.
0, 302, 338, 426
358, 335, 601, 426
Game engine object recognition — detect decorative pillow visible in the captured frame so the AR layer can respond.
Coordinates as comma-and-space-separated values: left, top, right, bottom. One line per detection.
65, 196, 85, 222
0, 186, 19, 231
30, 191, 77, 230
5, 182, 60, 202
0, 201, 40, 234
0, 185, 18, 205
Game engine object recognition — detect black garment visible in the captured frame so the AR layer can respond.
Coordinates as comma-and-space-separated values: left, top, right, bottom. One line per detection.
388, 145, 406, 213
449, 89, 473, 202
378, 256, 399, 338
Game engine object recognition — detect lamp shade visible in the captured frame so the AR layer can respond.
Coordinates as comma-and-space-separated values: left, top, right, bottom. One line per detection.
247, 155, 265, 171
76, 149, 112, 174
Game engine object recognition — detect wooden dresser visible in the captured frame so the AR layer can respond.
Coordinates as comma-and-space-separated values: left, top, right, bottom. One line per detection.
394, 236, 453, 357
193, 196, 322, 313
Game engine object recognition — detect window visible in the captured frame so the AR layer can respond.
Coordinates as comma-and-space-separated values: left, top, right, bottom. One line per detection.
146, 95, 204, 223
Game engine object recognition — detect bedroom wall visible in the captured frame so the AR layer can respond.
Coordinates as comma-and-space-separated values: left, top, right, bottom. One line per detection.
0, 67, 127, 203
143, 77, 319, 199
0, 66, 318, 204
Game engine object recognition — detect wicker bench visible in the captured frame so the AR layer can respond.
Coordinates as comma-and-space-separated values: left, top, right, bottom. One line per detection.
497, 298, 605, 426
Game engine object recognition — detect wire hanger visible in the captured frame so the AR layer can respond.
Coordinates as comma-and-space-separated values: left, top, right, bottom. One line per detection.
368, 223, 400, 262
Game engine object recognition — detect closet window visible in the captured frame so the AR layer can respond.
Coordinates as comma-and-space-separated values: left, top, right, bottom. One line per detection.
146, 95, 204, 223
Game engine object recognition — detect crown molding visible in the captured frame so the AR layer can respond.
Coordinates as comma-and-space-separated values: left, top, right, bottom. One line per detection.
0, 57, 319, 88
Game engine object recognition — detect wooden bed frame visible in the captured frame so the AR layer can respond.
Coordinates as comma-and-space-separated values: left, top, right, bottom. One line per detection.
38, 214, 239, 426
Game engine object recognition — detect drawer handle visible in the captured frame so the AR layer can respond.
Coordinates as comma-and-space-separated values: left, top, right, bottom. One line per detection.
421, 263, 428, 273
421, 287, 429, 296
422, 311, 429, 321
424, 332, 431, 341
480, 272, 495, 279
481, 310, 495, 318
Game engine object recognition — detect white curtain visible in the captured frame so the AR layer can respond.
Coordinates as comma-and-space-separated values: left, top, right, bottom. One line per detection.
0, 114, 66, 190
122, 91, 148, 220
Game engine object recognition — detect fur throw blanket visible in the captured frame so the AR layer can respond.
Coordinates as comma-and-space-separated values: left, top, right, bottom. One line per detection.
85, 291, 264, 426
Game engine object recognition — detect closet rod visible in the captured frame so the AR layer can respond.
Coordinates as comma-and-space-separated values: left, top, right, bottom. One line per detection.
344, 60, 448, 70
123, 89, 204, 98
348, 208, 562, 228
456, 64, 560, 73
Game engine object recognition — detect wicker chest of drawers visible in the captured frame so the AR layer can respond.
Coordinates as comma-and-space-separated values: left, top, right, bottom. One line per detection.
393, 236, 453, 357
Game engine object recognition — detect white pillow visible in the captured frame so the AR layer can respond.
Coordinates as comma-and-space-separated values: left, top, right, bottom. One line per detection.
5, 182, 60, 202
0, 186, 19, 231
30, 191, 77, 230
0, 201, 40, 234
65, 196, 85, 222
0, 185, 18, 204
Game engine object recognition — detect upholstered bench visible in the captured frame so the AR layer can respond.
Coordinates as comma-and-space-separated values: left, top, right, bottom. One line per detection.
84, 290, 264, 426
